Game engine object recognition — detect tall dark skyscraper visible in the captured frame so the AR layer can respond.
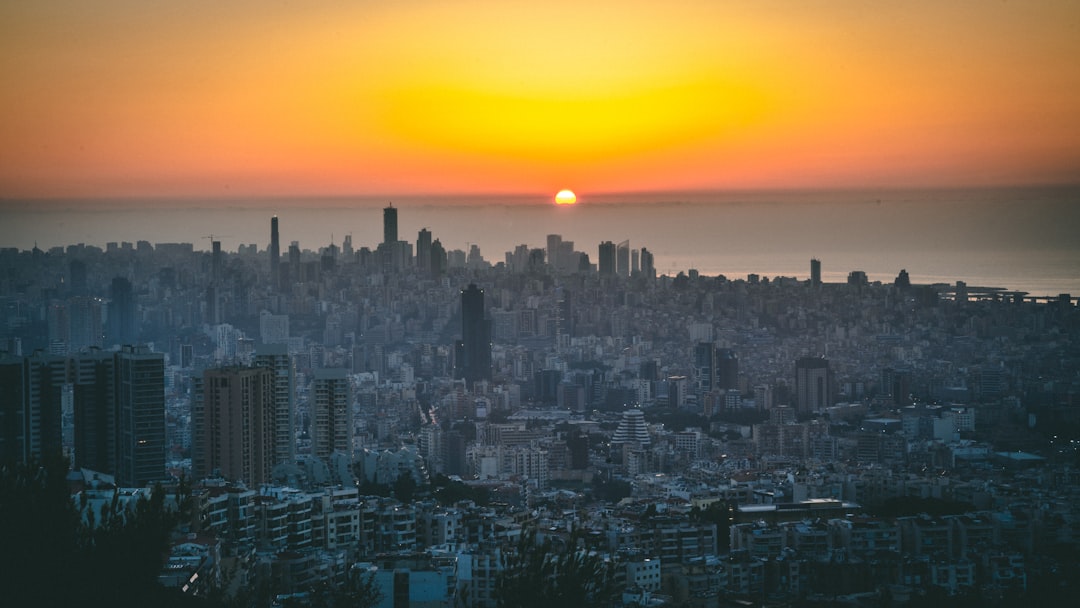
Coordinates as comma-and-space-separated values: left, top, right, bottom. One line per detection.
115, 345, 165, 487
640, 247, 655, 279
796, 356, 831, 415
811, 258, 822, 287
456, 283, 491, 386
694, 342, 716, 396
717, 348, 739, 390
598, 241, 616, 275
24, 352, 66, 463
431, 239, 446, 275
68, 259, 87, 296
107, 277, 137, 346
383, 203, 398, 245
211, 240, 223, 283
616, 240, 630, 278
73, 350, 117, 474
417, 228, 432, 274
270, 215, 280, 289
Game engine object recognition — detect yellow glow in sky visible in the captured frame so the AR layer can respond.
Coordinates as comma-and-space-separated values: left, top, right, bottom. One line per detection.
1, 0, 1078, 198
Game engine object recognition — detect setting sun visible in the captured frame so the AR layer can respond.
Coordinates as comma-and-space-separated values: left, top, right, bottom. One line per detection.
554, 189, 577, 205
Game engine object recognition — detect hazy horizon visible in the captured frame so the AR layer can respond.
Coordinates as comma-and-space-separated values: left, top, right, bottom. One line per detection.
3, 185, 1077, 298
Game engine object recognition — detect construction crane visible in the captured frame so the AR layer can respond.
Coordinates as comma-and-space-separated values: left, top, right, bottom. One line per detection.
202, 234, 233, 251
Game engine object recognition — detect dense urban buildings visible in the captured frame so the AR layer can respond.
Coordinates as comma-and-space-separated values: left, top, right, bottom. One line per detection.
0, 204, 1078, 607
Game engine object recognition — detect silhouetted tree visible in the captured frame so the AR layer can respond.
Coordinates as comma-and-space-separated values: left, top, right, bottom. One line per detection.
1, 454, 190, 607
495, 527, 616, 608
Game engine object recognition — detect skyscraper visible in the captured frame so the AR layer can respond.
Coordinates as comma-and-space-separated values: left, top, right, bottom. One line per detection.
795, 357, 831, 415
430, 239, 446, 275
456, 283, 491, 386
24, 352, 67, 463
73, 349, 117, 474
288, 240, 301, 285
616, 240, 630, 278
211, 240, 222, 283
417, 228, 432, 274
195, 366, 275, 486
115, 345, 165, 487
717, 348, 739, 390
312, 368, 351, 460
383, 203, 398, 245
107, 277, 137, 346
811, 258, 822, 287
694, 342, 716, 396
68, 296, 103, 352
255, 343, 295, 466
68, 259, 87, 296
640, 248, 655, 279
546, 234, 562, 271
598, 241, 616, 275
270, 215, 281, 290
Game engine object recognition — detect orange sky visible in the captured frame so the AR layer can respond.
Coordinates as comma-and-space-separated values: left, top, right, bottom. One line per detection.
1, 1, 1078, 199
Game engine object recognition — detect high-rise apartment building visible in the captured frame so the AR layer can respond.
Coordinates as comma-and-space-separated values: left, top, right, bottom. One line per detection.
115, 345, 165, 487
312, 368, 351, 460
23, 352, 67, 464
72, 349, 117, 474
196, 366, 275, 487
255, 343, 295, 466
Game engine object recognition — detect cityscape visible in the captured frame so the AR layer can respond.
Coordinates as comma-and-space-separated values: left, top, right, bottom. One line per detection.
2, 202, 1078, 607
2, 2, 1080, 608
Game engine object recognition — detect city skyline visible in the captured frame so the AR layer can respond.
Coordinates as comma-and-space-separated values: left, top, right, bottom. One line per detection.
2, 1, 1079, 199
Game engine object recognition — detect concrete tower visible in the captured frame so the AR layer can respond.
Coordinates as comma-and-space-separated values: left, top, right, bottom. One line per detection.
456, 284, 491, 386
270, 216, 281, 289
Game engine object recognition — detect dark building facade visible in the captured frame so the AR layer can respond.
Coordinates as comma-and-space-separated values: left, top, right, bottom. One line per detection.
383, 204, 398, 245
598, 241, 616, 275
107, 277, 137, 346
796, 356, 831, 415
115, 345, 165, 487
270, 215, 281, 290
456, 284, 491, 387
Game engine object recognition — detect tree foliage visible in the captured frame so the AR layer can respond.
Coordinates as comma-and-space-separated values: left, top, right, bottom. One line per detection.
1, 454, 190, 607
495, 527, 617, 608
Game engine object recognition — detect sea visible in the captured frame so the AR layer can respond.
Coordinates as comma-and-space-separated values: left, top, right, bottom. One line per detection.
1, 186, 1078, 298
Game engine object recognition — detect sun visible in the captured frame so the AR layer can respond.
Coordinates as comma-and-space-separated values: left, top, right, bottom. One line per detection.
554, 189, 577, 205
